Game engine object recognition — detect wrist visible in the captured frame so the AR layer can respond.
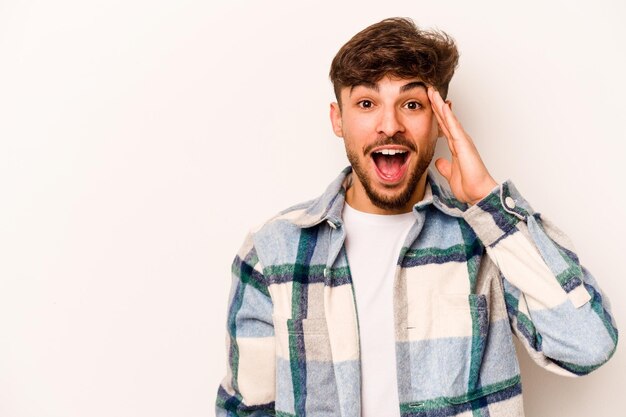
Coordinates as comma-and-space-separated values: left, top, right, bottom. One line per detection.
469, 177, 498, 206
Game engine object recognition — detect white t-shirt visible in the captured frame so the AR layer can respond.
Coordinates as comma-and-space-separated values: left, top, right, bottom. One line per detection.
342, 203, 415, 417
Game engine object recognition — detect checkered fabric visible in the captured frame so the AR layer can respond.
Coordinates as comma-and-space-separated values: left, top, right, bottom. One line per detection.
216, 167, 618, 417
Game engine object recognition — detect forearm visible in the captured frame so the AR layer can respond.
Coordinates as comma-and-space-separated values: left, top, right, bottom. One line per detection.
464, 181, 618, 374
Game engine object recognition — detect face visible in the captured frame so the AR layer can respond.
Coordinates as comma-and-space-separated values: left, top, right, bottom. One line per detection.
330, 76, 440, 214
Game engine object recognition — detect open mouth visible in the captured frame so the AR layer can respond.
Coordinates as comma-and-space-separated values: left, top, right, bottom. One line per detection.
371, 148, 410, 183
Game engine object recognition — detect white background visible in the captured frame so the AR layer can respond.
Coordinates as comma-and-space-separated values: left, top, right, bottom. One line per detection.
1, 0, 624, 416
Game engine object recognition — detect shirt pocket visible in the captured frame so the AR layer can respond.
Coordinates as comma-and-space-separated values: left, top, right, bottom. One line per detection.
435, 293, 490, 397
272, 315, 339, 415
273, 315, 332, 360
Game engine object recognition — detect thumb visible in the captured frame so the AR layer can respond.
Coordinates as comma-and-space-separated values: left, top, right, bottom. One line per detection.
435, 158, 452, 183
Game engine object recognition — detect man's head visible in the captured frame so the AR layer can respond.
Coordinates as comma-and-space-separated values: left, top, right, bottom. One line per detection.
330, 17, 459, 106
329, 18, 459, 214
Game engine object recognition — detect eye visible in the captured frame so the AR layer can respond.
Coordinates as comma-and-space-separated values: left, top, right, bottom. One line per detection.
357, 100, 373, 109
404, 101, 422, 110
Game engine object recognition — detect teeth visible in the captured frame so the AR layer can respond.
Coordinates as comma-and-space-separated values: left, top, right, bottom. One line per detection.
376, 149, 407, 155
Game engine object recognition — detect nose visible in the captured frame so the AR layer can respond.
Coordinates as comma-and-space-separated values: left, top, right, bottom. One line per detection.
376, 106, 404, 138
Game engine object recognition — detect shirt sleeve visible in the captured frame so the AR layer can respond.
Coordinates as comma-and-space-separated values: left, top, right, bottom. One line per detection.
462, 181, 618, 376
216, 232, 276, 416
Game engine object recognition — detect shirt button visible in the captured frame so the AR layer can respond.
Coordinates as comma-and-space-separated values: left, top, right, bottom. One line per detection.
505, 196, 516, 209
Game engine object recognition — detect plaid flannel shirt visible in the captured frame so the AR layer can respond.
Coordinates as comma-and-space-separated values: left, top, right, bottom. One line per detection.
216, 167, 618, 417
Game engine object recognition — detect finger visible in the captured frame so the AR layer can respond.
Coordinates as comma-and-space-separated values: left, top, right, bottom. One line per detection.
428, 87, 450, 121
432, 102, 452, 140
440, 100, 463, 137
429, 91, 458, 150
441, 103, 481, 159
428, 87, 449, 131
435, 157, 452, 182
428, 88, 454, 153
440, 100, 476, 148
433, 109, 454, 153
430, 89, 469, 143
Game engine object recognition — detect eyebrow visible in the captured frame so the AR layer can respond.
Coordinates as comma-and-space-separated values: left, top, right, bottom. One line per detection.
350, 82, 378, 94
349, 81, 427, 96
399, 81, 427, 93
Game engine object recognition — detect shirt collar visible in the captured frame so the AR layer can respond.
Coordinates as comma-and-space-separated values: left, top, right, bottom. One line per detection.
290, 166, 468, 229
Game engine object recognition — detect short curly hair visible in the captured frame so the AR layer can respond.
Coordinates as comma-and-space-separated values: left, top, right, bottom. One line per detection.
330, 17, 459, 104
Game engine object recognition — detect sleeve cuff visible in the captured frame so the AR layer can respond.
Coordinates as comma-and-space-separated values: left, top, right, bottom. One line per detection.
463, 180, 533, 247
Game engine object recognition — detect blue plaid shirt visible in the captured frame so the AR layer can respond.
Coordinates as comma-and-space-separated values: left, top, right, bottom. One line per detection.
216, 167, 617, 417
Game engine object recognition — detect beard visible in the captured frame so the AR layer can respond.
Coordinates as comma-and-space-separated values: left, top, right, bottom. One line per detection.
345, 133, 435, 211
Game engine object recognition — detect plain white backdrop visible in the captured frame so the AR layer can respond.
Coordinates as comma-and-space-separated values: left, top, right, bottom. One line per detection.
0, 0, 624, 416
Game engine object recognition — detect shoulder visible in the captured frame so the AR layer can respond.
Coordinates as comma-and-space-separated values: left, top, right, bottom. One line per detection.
246, 167, 351, 266
250, 167, 352, 240
251, 198, 317, 240
239, 197, 321, 275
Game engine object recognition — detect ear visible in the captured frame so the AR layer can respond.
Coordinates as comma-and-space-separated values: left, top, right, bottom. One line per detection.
434, 114, 444, 139
330, 102, 343, 137
435, 118, 443, 139
435, 99, 453, 138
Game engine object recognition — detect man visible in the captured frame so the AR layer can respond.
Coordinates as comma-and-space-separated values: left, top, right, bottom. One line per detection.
216, 17, 617, 417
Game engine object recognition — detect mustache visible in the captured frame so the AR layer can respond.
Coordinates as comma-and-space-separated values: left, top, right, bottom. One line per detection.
363, 134, 417, 156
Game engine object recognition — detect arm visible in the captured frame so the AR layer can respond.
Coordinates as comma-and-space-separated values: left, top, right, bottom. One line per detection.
428, 87, 618, 375
463, 182, 618, 375
216, 233, 276, 416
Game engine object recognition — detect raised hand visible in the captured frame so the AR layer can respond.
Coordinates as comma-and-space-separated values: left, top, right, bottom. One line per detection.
428, 87, 498, 205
